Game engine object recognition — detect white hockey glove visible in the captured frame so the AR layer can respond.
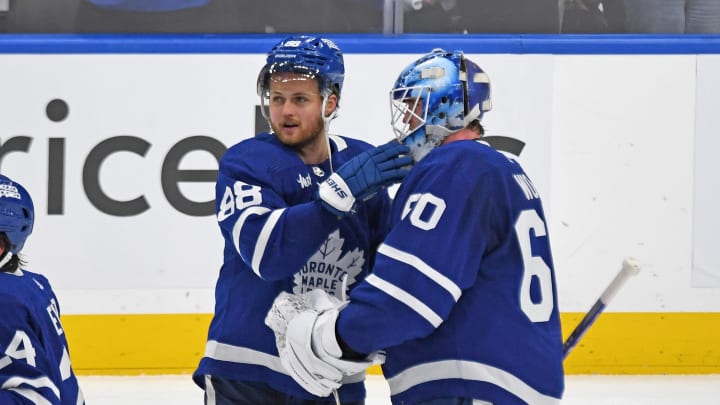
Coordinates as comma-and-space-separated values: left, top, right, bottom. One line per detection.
265, 290, 385, 397
265, 289, 343, 352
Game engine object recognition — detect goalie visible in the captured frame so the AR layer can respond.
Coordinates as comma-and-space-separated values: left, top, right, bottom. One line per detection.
267, 49, 565, 405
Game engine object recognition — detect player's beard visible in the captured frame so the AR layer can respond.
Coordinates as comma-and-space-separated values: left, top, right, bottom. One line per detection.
271, 114, 326, 152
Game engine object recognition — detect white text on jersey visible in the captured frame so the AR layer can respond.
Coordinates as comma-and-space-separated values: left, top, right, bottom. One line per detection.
513, 173, 539, 200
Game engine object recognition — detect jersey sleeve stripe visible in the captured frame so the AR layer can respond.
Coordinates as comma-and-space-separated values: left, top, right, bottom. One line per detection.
7, 388, 53, 405
329, 135, 348, 152
2, 376, 60, 400
251, 208, 285, 277
59, 347, 71, 380
232, 205, 270, 263
203, 340, 366, 384
378, 244, 462, 301
204, 339, 285, 374
385, 359, 561, 405
365, 274, 443, 327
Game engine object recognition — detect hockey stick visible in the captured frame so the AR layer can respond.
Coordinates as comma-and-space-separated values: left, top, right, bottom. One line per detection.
562, 256, 641, 359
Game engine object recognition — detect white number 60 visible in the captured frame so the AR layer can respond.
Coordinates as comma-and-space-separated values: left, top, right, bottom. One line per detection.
401, 193, 446, 231
516, 209, 554, 323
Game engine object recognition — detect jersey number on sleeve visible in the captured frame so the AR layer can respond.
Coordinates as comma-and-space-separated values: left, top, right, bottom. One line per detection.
2, 331, 37, 367
401, 193, 446, 230
217, 181, 263, 221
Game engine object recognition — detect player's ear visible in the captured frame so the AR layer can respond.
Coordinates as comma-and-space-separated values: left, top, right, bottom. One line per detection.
324, 93, 338, 118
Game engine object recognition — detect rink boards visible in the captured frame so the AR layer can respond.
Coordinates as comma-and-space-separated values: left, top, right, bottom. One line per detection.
60, 312, 720, 375
2, 35, 719, 375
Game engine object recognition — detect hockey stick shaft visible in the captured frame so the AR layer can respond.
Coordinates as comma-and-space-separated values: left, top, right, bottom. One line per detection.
562, 257, 640, 359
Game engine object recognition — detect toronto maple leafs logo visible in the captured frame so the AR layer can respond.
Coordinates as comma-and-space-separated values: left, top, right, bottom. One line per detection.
293, 230, 364, 298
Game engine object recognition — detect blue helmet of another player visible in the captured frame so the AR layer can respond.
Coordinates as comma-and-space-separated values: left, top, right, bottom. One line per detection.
390, 49, 492, 162
257, 35, 345, 103
0, 175, 34, 254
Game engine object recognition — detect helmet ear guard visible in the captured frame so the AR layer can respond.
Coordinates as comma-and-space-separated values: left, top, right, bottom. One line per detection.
389, 49, 492, 162
0, 175, 35, 254
460, 55, 492, 123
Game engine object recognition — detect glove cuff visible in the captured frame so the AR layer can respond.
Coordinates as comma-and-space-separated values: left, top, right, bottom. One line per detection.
316, 310, 343, 359
318, 173, 356, 215
313, 310, 385, 375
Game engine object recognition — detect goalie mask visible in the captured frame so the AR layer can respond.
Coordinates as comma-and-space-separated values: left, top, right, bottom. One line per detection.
390, 49, 492, 162
257, 35, 345, 122
0, 175, 34, 254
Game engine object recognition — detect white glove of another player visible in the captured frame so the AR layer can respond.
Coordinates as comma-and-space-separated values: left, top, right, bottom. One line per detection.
265, 290, 385, 398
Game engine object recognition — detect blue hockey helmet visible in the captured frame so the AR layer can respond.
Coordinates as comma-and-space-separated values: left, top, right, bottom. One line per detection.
0, 175, 34, 254
389, 49, 492, 162
257, 35, 345, 101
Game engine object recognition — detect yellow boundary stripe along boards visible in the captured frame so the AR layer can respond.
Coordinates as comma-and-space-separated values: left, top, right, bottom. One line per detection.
62, 313, 720, 375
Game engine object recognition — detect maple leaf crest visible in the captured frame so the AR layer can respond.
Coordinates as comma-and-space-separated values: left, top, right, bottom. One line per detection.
293, 230, 365, 298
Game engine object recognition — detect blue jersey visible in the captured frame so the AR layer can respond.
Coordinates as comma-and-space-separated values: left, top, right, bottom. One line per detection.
193, 133, 393, 402
0, 269, 84, 405
338, 140, 564, 404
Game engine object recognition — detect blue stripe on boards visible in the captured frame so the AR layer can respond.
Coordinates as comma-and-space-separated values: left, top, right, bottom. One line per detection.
1, 33, 720, 54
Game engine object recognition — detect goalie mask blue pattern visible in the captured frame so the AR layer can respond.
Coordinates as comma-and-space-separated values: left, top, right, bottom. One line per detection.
390, 49, 492, 162
0, 175, 34, 254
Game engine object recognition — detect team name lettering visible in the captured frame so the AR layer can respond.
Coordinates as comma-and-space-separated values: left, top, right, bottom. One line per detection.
300, 261, 350, 295
513, 173, 539, 200
46, 298, 64, 335
302, 276, 340, 293
301, 261, 348, 279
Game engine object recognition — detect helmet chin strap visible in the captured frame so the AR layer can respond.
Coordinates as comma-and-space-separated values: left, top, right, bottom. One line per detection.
0, 250, 13, 270
258, 92, 273, 133
321, 93, 338, 173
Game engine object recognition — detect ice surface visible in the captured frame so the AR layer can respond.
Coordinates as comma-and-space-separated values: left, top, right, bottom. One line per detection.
77, 373, 720, 404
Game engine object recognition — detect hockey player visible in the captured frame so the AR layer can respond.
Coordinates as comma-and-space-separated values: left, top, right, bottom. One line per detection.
268, 49, 565, 404
0, 175, 85, 405
192, 35, 411, 404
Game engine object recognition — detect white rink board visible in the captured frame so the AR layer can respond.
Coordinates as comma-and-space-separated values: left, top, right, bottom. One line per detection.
1, 51, 719, 314
693, 54, 720, 288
